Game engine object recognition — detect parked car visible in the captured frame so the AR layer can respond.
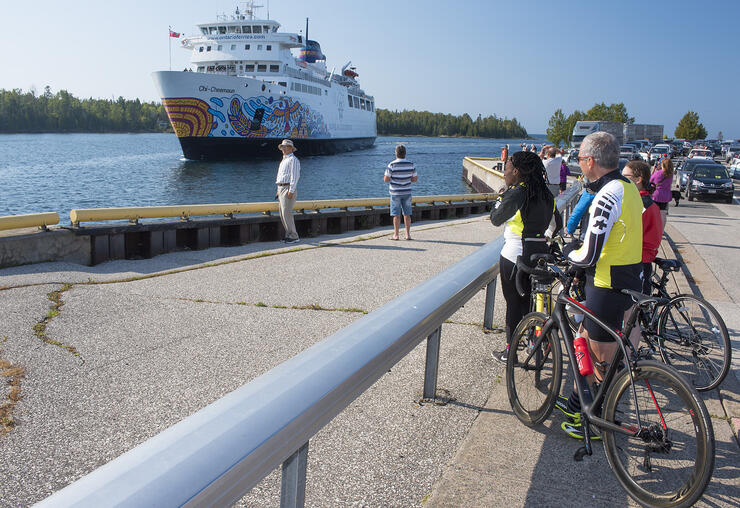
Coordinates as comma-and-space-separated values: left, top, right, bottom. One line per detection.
687, 148, 714, 159
647, 144, 671, 163
675, 158, 722, 191
723, 144, 740, 162
730, 159, 740, 180
619, 145, 640, 160
686, 164, 734, 203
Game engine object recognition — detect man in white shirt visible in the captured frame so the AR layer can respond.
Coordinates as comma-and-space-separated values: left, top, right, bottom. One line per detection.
542, 146, 562, 195
275, 139, 300, 243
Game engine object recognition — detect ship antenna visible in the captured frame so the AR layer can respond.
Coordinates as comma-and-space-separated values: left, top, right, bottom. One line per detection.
267, 0, 270, 19
305, 17, 309, 43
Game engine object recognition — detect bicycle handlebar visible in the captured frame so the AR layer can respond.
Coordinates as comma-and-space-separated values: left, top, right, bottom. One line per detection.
515, 256, 556, 297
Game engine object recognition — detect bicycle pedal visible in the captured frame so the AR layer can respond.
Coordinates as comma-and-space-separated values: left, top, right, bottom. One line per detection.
574, 446, 590, 462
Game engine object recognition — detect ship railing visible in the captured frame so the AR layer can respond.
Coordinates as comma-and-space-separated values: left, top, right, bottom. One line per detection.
284, 66, 332, 86
68, 193, 499, 227
0, 212, 60, 232
36, 184, 582, 507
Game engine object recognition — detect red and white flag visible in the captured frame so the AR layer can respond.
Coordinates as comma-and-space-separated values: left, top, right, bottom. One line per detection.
169, 29, 180, 38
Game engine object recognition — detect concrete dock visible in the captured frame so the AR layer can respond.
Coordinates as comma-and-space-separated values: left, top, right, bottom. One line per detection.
0, 197, 738, 506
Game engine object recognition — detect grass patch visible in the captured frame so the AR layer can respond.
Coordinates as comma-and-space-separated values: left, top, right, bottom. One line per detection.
272, 304, 288, 309
33, 284, 79, 357
255, 302, 267, 307
0, 348, 25, 437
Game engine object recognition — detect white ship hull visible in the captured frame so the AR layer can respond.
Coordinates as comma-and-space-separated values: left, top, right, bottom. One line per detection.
153, 71, 376, 159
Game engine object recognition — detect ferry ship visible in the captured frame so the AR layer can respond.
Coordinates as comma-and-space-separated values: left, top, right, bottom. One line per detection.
152, 1, 377, 160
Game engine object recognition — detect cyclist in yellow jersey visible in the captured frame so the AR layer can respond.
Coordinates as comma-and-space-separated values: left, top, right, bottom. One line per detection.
490, 151, 562, 362
557, 132, 643, 439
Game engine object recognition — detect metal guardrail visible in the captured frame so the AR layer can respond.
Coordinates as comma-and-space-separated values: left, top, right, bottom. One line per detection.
0, 212, 59, 232
37, 184, 582, 508
69, 194, 498, 226
463, 156, 504, 176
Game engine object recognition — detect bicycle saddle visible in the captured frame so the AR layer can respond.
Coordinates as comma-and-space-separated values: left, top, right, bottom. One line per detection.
653, 257, 681, 272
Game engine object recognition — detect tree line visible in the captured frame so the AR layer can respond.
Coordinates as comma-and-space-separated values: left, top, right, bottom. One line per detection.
546, 102, 709, 147
0, 87, 169, 133
376, 109, 528, 138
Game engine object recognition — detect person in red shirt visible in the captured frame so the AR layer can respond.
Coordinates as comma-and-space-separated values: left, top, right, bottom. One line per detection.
622, 160, 662, 294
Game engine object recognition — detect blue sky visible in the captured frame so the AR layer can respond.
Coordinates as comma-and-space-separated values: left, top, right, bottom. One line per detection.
2, 0, 738, 137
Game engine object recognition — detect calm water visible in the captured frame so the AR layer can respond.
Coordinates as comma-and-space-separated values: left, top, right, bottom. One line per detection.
0, 133, 545, 223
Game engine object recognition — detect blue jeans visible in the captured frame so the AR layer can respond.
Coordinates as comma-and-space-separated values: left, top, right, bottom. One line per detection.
390, 194, 412, 216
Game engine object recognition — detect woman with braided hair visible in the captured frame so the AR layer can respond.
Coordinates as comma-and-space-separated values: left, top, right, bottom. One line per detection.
490, 151, 562, 362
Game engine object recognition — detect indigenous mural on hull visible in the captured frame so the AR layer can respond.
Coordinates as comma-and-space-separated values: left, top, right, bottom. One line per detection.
162, 95, 330, 140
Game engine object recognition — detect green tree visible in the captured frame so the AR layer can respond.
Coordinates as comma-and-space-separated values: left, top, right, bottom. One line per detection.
585, 102, 634, 123
546, 108, 569, 147
674, 111, 707, 140
375, 109, 527, 138
0, 86, 169, 133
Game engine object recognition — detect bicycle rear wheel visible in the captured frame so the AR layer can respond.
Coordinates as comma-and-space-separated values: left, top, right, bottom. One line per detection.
506, 312, 562, 427
602, 361, 714, 508
657, 294, 731, 391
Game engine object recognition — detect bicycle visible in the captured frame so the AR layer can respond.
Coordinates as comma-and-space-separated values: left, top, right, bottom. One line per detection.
553, 254, 731, 392
640, 257, 731, 392
506, 253, 715, 508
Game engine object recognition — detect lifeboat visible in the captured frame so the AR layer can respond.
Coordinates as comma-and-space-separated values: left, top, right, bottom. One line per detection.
343, 68, 358, 78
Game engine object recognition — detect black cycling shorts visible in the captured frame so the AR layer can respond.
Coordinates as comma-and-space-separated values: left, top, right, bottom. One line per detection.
583, 283, 633, 342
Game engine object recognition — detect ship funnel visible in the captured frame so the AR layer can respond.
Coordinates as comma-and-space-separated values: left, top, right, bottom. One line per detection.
299, 40, 325, 63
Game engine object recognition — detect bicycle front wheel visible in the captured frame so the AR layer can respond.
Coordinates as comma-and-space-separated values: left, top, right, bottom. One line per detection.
657, 294, 731, 391
506, 312, 562, 427
602, 361, 715, 508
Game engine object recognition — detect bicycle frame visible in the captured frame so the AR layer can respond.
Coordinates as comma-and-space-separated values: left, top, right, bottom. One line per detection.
519, 287, 648, 455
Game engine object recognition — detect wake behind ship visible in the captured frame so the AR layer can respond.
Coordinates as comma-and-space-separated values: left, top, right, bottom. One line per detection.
153, 1, 377, 160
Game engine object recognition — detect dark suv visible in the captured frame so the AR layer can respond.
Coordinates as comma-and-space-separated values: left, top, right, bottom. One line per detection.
686, 164, 734, 203
675, 158, 722, 192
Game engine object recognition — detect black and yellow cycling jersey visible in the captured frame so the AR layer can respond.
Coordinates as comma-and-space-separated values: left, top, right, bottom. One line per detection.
568, 170, 643, 290
490, 182, 561, 263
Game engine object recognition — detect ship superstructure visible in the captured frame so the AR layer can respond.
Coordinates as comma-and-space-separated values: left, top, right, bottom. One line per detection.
153, 1, 376, 160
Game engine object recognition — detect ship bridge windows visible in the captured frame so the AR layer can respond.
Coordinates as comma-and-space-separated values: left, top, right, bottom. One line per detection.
252, 26, 262, 34
218, 26, 227, 34
201, 27, 208, 35
245, 64, 255, 72
269, 64, 280, 72
209, 27, 218, 35
257, 64, 267, 72
228, 26, 239, 33
242, 25, 252, 33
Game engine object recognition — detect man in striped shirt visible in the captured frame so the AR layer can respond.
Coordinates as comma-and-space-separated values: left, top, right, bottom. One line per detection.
384, 144, 418, 240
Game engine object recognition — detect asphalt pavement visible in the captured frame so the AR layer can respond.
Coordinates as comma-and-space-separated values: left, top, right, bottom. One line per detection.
0, 203, 737, 507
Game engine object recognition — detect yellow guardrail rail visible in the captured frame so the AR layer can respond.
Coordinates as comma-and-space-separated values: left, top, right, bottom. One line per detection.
0, 212, 60, 232
69, 194, 498, 226
463, 157, 505, 176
